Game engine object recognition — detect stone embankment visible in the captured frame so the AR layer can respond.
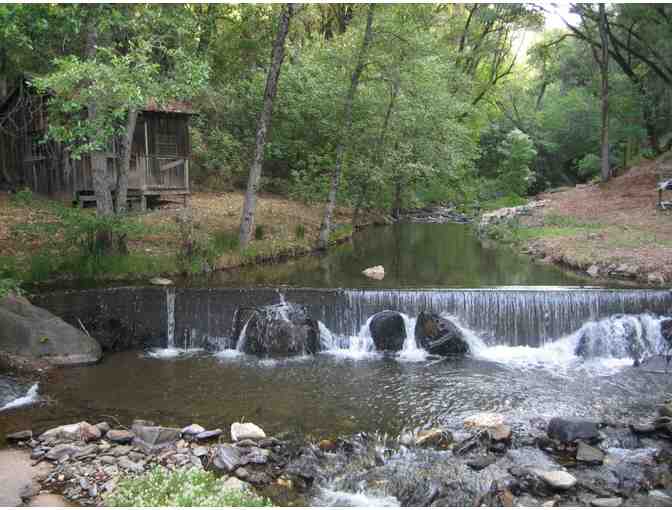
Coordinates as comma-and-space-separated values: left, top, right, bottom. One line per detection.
5, 400, 672, 506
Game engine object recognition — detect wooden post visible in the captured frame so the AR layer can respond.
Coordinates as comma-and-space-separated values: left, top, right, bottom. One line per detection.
140, 193, 147, 212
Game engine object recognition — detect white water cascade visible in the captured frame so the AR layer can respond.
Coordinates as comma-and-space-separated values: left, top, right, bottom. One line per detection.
0, 383, 39, 411
146, 287, 202, 358
314, 310, 671, 372
166, 287, 176, 349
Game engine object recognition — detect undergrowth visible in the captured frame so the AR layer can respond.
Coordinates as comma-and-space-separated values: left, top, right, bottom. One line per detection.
104, 466, 271, 507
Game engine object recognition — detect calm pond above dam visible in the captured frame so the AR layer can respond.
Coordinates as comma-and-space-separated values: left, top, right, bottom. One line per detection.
193, 223, 591, 288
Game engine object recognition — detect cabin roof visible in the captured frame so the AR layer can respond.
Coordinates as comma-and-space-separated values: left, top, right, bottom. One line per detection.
142, 99, 195, 115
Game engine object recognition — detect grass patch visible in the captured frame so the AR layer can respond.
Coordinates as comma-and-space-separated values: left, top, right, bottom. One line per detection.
104, 466, 271, 507
211, 230, 240, 252
542, 213, 602, 230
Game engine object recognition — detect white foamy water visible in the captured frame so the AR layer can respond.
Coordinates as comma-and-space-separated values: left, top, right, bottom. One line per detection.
468, 313, 669, 375
315, 488, 399, 507
216, 348, 243, 359
145, 347, 203, 359
0, 383, 39, 411
397, 313, 428, 361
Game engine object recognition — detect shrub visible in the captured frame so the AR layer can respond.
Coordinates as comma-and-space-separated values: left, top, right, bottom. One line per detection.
295, 224, 305, 240
104, 466, 271, 507
10, 188, 34, 206
254, 224, 265, 241
576, 153, 601, 180
0, 278, 23, 299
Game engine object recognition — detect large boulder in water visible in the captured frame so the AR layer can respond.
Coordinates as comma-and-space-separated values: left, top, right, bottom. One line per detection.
415, 311, 469, 356
0, 294, 102, 365
234, 303, 320, 356
369, 311, 406, 351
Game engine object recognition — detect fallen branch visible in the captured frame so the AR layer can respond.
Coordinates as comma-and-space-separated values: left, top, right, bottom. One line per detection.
77, 317, 91, 337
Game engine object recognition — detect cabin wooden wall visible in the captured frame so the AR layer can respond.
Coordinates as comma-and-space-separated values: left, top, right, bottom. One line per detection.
1, 89, 192, 197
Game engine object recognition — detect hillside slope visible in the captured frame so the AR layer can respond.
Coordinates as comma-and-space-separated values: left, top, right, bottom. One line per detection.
519, 153, 672, 286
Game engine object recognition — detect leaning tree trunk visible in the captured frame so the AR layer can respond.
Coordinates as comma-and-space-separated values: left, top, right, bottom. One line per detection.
598, 4, 610, 182
318, 4, 376, 250
84, 14, 114, 217
239, 4, 294, 248
115, 108, 137, 215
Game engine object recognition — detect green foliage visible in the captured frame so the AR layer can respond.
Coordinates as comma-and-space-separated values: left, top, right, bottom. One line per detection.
294, 224, 305, 240
254, 225, 265, 241
211, 230, 240, 253
33, 12, 209, 161
104, 466, 271, 507
496, 129, 537, 196
10, 188, 34, 206
0, 278, 23, 299
577, 154, 601, 180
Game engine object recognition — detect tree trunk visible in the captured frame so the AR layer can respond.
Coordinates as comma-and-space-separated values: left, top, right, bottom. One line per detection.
115, 108, 137, 214
598, 4, 610, 182
318, 4, 376, 250
84, 12, 114, 217
0, 46, 7, 100
239, 3, 294, 248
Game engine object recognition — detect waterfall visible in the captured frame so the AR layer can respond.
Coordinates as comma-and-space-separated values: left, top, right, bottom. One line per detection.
166, 287, 176, 349
0, 383, 39, 411
235, 317, 252, 351
338, 289, 672, 347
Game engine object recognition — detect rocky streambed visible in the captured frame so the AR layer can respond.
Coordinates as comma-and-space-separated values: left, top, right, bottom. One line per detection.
5, 400, 672, 507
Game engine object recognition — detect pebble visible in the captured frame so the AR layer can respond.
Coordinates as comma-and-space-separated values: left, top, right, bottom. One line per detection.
533, 469, 577, 490
231, 422, 266, 442
150, 277, 173, 286
196, 429, 223, 441
106, 430, 134, 444
6, 430, 32, 441
576, 441, 605, 465
95, 422, 111, 435
99, 455, 117, 465
590, 497, 623, 507
118, 457, 144, 473
192, 446, 209, 457
467, 455, 497, 471
488, 424, 512, 442
234, 467, 250, 479
182, 424, 205, 436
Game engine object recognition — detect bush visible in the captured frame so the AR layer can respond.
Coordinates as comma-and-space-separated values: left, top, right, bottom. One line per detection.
104, 466, 271, 507
295, 224, 305, 240
576, 153, 601, 180
496, 129, 537, 196
254, 224, 265, 241
0, 278, 22, 299
10, 188, 34, 206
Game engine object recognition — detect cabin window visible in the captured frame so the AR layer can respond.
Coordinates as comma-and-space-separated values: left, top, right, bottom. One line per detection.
156, 118, 178, 156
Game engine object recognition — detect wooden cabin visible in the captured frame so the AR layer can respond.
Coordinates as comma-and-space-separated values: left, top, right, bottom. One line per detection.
0, 79, 192, 209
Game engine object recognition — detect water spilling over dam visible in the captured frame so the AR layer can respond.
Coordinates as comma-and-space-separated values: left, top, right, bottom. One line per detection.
32, 286, 672, 351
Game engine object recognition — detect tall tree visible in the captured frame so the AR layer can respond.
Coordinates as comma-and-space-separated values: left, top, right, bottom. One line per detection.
318, 3, 375, 250
239, 4, 295, 248
596, 4, 610, 182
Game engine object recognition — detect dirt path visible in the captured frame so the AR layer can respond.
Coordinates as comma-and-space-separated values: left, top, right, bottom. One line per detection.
0, 448, 68, 507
